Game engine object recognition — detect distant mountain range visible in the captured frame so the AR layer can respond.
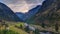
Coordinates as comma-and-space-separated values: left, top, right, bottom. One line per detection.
15, 5, 41, 21
26, 0, 60, 24
0, 2, 22, 22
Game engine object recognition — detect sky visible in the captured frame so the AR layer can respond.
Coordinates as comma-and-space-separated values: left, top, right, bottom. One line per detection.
0, 0, 44, 13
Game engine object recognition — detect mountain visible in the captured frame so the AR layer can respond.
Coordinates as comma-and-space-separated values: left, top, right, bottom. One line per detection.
16, 5, 41, 21
26, 0, 60, 25
15, 12, 25, 21
0, 2, 22, 22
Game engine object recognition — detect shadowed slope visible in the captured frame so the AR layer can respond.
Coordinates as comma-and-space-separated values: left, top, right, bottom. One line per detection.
0, 2, 22, 22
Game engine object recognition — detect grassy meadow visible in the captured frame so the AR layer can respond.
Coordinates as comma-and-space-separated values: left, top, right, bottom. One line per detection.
0, 22, 28, 34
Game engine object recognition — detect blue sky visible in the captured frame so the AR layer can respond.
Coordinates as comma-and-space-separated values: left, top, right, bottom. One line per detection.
0, 0, 44, 13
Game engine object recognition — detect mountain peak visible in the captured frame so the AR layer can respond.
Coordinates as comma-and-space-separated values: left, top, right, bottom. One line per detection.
0, 3, 22, 22
36, 5, 41, 7
0, 2, 3, 4
0, 2, 6, 6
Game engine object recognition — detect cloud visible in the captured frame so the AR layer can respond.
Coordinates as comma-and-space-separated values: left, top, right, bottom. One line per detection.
25, 0, 38, 4
25, 0, 44, 5
7, 3, 29, 13
3, 0, 44, 4
0, 0, 44, 13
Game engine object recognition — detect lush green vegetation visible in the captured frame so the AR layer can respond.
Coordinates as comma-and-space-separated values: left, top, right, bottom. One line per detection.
0, 30, 19, 34
0, 22, 60, 34
0, 22, 28, 34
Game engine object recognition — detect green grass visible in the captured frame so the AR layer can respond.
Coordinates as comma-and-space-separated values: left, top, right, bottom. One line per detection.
9, 25, 28, 34
15, 22, 24, 27
0, 30, 19, 34
0, 22, 28, 34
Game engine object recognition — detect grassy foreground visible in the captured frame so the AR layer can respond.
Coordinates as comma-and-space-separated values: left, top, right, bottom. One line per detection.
9, 25, 28, 34
0, 30, 19, 34
0, 22, 28, 34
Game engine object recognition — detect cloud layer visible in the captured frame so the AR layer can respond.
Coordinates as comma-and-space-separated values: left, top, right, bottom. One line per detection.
0, 0, 44, 13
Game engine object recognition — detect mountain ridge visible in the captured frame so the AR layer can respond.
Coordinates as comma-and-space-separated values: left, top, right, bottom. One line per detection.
0, 2, 22, 22
26, 0, 60, 25
16, 5, 41, 22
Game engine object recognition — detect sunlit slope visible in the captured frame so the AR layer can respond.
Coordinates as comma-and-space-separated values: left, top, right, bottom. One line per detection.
9, 26, 28, 34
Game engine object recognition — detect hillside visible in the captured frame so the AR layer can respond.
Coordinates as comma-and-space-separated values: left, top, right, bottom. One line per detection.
0, 2, 22, 22
26, 0, 60, 25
